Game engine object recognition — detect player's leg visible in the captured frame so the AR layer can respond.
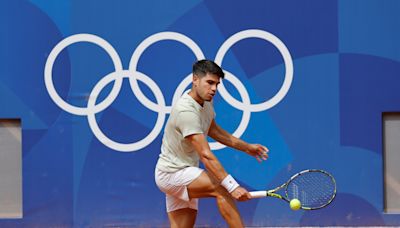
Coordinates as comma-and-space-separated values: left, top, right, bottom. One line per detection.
187, 171, 244, 228
155, 167, 202, 227
167, 208, 197, 228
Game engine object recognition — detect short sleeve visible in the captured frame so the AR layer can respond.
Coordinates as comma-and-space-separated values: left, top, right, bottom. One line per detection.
176, 111, 203, 138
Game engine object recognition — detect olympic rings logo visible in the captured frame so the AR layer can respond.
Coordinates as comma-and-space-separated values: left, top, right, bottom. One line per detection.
44, 29, 293, 152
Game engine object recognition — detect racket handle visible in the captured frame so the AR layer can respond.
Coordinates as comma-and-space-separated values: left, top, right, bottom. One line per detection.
249, 191, 267, 198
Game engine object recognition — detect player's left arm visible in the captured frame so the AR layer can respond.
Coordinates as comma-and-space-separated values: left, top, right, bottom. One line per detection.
208, 119, 269, 162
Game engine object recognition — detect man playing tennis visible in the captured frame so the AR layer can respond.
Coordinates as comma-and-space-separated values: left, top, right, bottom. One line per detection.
155, 59, 269, 228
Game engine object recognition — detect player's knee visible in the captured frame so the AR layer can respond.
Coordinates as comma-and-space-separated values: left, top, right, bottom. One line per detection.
212, 184, 230, 198
201, 182, 222, 197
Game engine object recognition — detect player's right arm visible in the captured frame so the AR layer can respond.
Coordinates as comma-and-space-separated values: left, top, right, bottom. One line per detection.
185, 133, 227, 181
185, 133, 251, 201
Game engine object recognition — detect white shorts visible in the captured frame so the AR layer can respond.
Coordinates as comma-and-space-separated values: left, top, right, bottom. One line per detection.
155, 166, 204, 212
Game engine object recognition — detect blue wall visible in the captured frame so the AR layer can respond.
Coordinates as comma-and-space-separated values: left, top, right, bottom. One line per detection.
1, 0, 400, 226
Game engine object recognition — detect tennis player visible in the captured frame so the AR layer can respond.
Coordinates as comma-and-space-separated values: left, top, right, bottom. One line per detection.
155, 59, 269, 228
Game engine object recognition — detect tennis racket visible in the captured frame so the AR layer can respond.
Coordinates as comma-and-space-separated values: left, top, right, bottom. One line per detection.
249, 169, 336, 210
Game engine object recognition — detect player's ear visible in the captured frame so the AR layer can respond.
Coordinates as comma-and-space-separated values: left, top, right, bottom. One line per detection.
192, 74, 199, 87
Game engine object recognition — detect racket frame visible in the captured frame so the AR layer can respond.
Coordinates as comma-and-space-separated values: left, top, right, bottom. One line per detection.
250, 169, 337, 210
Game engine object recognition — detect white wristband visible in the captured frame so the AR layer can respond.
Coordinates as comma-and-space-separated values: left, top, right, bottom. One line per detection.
221, 174, 240, 193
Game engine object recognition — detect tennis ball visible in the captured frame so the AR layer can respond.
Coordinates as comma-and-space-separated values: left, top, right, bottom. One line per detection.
290, 199, 301, 210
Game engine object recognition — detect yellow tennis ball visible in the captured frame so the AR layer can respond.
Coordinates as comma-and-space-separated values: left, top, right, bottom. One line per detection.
290, 199, 301, 210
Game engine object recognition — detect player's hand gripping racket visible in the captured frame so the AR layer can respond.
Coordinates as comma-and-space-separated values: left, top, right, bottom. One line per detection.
249, 169, 336, 210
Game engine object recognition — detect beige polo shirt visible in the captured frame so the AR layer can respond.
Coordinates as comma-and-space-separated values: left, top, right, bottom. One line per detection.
156, 91, 215, 173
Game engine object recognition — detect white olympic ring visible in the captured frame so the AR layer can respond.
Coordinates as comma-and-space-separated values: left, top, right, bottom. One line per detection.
44, 29, 293, 152
44, 34, 124, 116
215, 29, 294, 112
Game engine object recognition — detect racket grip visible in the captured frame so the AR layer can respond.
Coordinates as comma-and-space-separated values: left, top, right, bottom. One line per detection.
249, 191, 267, 198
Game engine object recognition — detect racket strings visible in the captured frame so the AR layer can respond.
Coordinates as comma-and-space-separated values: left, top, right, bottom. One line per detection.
286, 171, 335, 208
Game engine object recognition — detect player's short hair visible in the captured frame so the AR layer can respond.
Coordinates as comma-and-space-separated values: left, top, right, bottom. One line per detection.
192, 59, 225, 79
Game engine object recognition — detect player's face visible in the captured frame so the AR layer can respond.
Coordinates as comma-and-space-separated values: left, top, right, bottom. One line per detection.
193, 73, 220, 102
